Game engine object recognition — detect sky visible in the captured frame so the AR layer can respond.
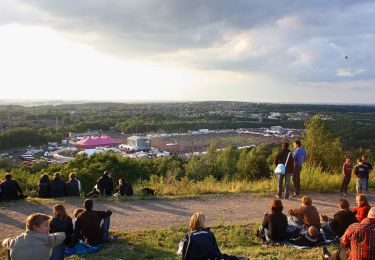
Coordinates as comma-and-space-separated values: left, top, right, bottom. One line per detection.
1, 0, 375, 104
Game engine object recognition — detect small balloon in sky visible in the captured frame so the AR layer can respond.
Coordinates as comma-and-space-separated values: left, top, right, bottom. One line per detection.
345, 56, 348, 59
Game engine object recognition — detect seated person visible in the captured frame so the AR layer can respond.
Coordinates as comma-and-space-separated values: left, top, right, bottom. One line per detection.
86, 185, 100, 197
2, 213, 66, 260
0, 173, 25, 201
74, 199, 113, 246
259, 199, 288, 243
321, 199, 357, 239
288, 226, 322, 247
96, 171, 114, 196
352, 194, 371, 222
180, 212, 223, 260
288, 196, 320, 229
323, 207, 375, 260
72, 208, 85, 229
115, 177, 134, 196
50, 172, 66, 198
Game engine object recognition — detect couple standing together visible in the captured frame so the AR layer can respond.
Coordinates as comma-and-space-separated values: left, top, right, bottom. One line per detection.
275, 140, 306, 199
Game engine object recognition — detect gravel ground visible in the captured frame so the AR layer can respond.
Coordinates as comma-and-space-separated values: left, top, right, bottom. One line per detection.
0, 192, 374, 240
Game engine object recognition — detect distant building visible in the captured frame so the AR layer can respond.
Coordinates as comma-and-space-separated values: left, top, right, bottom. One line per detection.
73, 135, 118, 148
127, 136, 150, 151
198, 129, 210, 134
268, 126, 286, 134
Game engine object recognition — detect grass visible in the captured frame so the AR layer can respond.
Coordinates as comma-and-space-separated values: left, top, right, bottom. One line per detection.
58, 223, 337, 259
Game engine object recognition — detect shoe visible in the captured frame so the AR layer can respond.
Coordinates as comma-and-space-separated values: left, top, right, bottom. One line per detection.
275, 195, 281, 199
291, 193, 298, 197
322, 246, 331, 259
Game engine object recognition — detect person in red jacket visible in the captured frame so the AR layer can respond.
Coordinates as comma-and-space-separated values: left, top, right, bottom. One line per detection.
352, 194, 371, 222
340, 156, 352, 195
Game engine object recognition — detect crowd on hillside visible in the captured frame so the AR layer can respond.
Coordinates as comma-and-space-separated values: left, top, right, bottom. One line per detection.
0, 139, 374, 259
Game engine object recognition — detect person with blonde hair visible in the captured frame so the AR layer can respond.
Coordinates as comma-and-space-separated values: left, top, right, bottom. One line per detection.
352, 194, 371, 222
2, 213, 65, 260
180, 212, 222, 260
65, 172, 81, 197
288, 196, 320, 228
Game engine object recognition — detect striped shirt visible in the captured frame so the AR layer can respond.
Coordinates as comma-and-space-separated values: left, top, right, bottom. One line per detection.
341, 218, 375, 260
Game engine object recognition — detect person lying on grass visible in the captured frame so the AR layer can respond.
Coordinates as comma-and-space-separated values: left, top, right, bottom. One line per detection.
2, 213, 66, 260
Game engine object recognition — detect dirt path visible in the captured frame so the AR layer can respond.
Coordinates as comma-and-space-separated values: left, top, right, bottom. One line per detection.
1, 192, 374, 240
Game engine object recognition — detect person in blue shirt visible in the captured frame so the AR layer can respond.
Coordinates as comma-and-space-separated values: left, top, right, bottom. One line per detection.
292, 140, 306, 197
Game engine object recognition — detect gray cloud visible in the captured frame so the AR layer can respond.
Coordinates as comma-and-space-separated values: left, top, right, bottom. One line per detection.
3, 0, 375, 85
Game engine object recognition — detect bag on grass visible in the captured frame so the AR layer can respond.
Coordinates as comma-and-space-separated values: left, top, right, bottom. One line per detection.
274, 152, 291, 175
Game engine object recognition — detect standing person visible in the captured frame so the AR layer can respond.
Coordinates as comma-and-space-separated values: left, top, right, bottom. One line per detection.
2, 213, 66, 260
353, 158, 369, 194
275, 141, 295, 200
50, 204, 74, 260
352, 194, 371, 222
292, 140, 306, 197
65, 173, 80, 197
362, 154, 372, 192
340, 156, 352, 196
74, 199, 113, 246
96, 171, 114, 196
50, 172, 66, 198
38, 173, 51, 198
0, 173, 25, 201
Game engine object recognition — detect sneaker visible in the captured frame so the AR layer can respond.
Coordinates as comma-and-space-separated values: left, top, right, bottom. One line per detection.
275, 195, 281, 199
291, 193, 298, 197
322, 246, 331, 259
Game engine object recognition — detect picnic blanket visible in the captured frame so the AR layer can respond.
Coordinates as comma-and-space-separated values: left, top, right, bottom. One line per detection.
65, 241, 103, 256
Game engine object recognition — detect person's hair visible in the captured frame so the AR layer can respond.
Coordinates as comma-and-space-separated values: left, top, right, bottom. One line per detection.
26, 213, 51, 231
301, 196, 312, 206
40, 173, 49, 179
73, 208, 85, 218
368, 207, 375, 218
281, 141, 289, 150
69, 172, 76, 180
53, 204, 69, 221
189, 212, 205, 231
362, 154, 368, 160
308, 226, 319, 239
84, 199, 93, 210
5, 173, 12, 180
339, 199, 349, 210
357, 158, 363, 163
103, 171, 110, 176
294, 140, 301, 147
53, 172, 61, 181
119, 177, 126, 185
357, 194, 368, 203
271, 199, 283, 212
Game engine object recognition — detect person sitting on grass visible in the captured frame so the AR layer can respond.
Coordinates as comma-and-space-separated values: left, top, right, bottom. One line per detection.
38, 173, 51, 198
50, 204, 74, 260
180, 212, 241, 260
0, 173, 25, 201
72, 208, 85, 229
321, 199, 357, 240
115, 177, 134, 197
50, 172, 66, 198
65, 172, 81, 197
258, 199, 288, 244
288, 226, 321, 247
74, 199, 114, 246
96, 171, 114, 196
322, 207, 375, 260
352, 194, 371, 222
2, 213, 66, 260
288, 196, 321, 229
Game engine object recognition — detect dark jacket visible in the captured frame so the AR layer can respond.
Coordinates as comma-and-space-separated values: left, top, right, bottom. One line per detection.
65, 179, 80, 197
330, 209, 357, 237
262, 211, 288, 242
74, 209, 112, 245
0, 179, 23, 201
50, 178, 66, 198
288, 232, 323, 247
118, 181, 134, 196
181, 228, 222, 260
275, 149, 295, 174
354, 164, 369, 179
97, 175, 114, 196
38, 176, 50, 198
50, 216, 74, 246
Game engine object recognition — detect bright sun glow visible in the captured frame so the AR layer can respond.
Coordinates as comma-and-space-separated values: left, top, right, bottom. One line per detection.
0, 24, 209, 101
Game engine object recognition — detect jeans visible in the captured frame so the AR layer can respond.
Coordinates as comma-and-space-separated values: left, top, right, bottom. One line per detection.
356, 178, 367, 193
293, 165, 302, 195
50, 242, 65, 260
101, 217, 110, 241
277, 173, 292, 199
321, 223, 336, 240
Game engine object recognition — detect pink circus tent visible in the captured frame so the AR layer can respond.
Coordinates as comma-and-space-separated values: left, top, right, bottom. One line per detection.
74, 135, 118, 148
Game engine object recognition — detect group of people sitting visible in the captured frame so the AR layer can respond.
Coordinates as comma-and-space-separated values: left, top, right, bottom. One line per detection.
2, 199, 115, 260
0, 171, 134, 202
257, 195, 374, 259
